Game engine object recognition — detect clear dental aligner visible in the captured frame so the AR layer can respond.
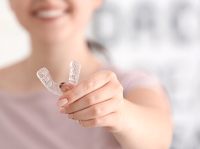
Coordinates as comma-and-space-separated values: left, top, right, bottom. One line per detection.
36, 61, 81, 96
37, 67, 62, 96
68, 60, 81, 85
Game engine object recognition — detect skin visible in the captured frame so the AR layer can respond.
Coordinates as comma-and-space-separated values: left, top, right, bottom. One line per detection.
0, 0, 173, 148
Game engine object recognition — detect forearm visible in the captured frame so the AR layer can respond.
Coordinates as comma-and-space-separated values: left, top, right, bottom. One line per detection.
112, 100, 172, 149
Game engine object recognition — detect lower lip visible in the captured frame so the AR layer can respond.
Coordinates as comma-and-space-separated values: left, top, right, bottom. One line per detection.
36, 15, 64, 22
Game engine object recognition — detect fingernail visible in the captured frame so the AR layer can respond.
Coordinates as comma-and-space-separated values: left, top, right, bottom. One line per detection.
57, 98, 68, 107
59, 82, 65, 89
59, 108, 66, 113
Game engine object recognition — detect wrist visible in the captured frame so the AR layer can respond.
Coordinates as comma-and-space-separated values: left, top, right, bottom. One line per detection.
111, 99, 134, 135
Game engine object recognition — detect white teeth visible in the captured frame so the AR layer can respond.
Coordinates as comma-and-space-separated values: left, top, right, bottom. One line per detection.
36, 10, 65, 19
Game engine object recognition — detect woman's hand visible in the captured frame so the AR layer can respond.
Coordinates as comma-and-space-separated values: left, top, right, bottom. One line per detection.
57, 70, 172, 149
57, 70, 125, 132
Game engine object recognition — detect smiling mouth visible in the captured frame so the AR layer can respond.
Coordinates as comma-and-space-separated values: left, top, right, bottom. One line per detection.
32, 7, 70, 20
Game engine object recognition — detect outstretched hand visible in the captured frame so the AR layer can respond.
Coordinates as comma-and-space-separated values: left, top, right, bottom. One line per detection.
57, 70, 126, 132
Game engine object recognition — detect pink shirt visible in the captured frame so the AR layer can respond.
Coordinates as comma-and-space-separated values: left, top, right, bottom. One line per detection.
0, 66, 160, 149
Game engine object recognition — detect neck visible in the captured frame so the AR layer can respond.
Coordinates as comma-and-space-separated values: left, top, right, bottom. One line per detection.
24, 36, 101, 85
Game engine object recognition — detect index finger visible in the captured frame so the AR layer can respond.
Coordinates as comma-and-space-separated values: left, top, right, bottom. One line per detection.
59, 82, 75, 92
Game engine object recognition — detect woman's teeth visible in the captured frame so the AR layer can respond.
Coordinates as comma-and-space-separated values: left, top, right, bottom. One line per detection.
36, 10, 65, 19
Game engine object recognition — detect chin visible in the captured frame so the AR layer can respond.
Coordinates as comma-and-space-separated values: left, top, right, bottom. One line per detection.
32, 28, 74, 44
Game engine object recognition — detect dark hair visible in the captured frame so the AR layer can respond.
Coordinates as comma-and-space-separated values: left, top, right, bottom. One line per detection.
87, 40, 110, 61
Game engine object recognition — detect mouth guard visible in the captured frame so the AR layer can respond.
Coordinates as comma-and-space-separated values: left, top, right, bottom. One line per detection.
36, 67, 62, 96
68, 60, 81, 85
36, 60, 81, 96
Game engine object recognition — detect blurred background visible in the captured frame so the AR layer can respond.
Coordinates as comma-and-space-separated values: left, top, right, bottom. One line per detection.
0, 0, 199, 148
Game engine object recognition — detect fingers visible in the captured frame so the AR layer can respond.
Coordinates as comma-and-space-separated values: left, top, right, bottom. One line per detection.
57, 83, 75, 107
64, 82, 122, 113
59, 82, 75, 92
59, 70, 118, 104
56, 71, 124, 131
79, 112, 118, 131
67, 97, 122, 121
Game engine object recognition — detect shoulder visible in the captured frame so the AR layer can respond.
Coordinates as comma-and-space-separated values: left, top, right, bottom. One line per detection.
0, 63, 24, 90
0, 65, 14, 88
119, 70, 161, 90
105, 65, 160, 86
104, 65, 170, 110
105, 65, 162, 94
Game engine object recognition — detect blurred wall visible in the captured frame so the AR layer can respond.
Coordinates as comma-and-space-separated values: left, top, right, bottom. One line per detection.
0, 0, 29, 68
0, 0, 200, 148
92, 1, 200, 148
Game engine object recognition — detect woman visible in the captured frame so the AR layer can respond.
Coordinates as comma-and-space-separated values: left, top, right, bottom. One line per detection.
0, 0, 172, 148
